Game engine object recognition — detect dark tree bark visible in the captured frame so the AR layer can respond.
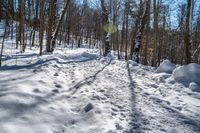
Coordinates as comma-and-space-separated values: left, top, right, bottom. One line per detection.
125, 1, 130, 60
144, 0, 151, 65
39, 0, 45, 55
0, 0, 1, 22
153, 0, 158, 66
46, 0, 57, 52
0, 26, 7, 67
50, 0, 70, 51
20, 0, 26, 52
184, 0, 192, 64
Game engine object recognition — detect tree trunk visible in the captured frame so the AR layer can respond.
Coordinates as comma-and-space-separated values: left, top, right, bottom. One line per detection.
50, 0, 70, 51
100, 0, 110, 56
0, 0, 1, 22
153, 0, 158, 66
46, 0, 57, 52
184, 0, 192, 64
16, 23, 19, 49
121, 11, 125, 58
20, 0, 26, 52
130, 0, 148, 63
39, 0, 45, 55
125, 1, 129, 60
144, 0, 150, 65
129, 0, 143, 60
0, 27, 7, 67
35, 0, 39, 30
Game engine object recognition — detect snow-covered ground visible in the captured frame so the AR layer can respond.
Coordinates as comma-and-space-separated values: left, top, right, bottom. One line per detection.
1, 20, 200, 133
0, 46, 200, 133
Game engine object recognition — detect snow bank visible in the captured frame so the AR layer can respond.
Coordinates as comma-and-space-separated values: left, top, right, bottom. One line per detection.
81, 52, 98, 59
173, 63, 200, 87
189, 82, 200, 92
156, 60, 176, 74
128, 60, 138, 67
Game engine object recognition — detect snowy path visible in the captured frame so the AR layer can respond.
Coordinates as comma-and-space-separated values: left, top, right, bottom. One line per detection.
0, 48, 200, 133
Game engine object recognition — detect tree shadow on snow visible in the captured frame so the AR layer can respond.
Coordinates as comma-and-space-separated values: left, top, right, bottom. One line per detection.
66, 59, 112, 95
0, 55, 98, 71
0, 91, 49, 123
0, 73, 48, 123
126, 62, 146, 133
20, 57, 113, 106
0, 73, 65, 124
151, 96, 200, 132
2, 53, 39, 61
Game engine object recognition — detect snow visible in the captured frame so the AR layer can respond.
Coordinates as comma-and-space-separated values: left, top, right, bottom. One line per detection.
173, 63, 200, 86
189, 82, 200, 92
0, 47, 200, 133
156, 59, 176, 74
1, 21, 200, 133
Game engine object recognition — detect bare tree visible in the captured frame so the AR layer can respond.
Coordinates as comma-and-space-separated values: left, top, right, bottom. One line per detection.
153, 0, 158, 66
130, 0, 148, 63
100, 0, 110, 56
46, 0, 57, 52
20, 0, 26, 52
184, 0, 192, 64
39, 0, 45, 55
144, 0, 151, 65
50, 0, 70, 51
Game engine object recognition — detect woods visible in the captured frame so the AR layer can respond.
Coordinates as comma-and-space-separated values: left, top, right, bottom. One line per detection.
1, 1, 200, 132
0, 0, 200, 65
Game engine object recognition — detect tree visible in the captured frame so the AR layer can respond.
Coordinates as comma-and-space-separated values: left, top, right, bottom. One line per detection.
144, 0, 151, 65
130, 0, 148, 63
125, 0, 130, 60
153, 0, 158, 66
100, 0, 110, 56
0, 0, 1, 22
184, 0, 192, 64
39, 0, 45, 55
46, 0, 57, 52
20, 0, 26, 52
50, 0, 70, 51
0, 23, 8, 67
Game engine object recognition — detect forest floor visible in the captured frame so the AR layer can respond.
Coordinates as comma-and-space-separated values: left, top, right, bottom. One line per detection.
0, 47, 200, 133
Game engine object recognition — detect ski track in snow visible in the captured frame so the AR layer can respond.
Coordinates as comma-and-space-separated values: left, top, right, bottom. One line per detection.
0, 48, 200, 133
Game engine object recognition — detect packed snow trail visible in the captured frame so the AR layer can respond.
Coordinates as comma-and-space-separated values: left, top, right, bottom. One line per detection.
0, 48, 200, 133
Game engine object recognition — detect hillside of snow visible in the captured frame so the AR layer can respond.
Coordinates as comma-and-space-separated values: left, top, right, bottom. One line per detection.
0, 46, 200, 133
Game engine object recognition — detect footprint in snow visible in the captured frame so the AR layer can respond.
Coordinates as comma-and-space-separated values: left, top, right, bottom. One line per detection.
33, 88, 41, 93
49, 106, 56, 110
112, 112, 117, 116
101, 97, 107, 101
38, 80, 46, 84
104, 94, 112, 98
52, 89, 59, 93
64, 119, 77, 128
91, 95, 101, 101
99, 89, 106, 93
115, 123, 123, 130
55, 84, 62, 88
111, 107, 119, 112
54, 73, 59, 76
